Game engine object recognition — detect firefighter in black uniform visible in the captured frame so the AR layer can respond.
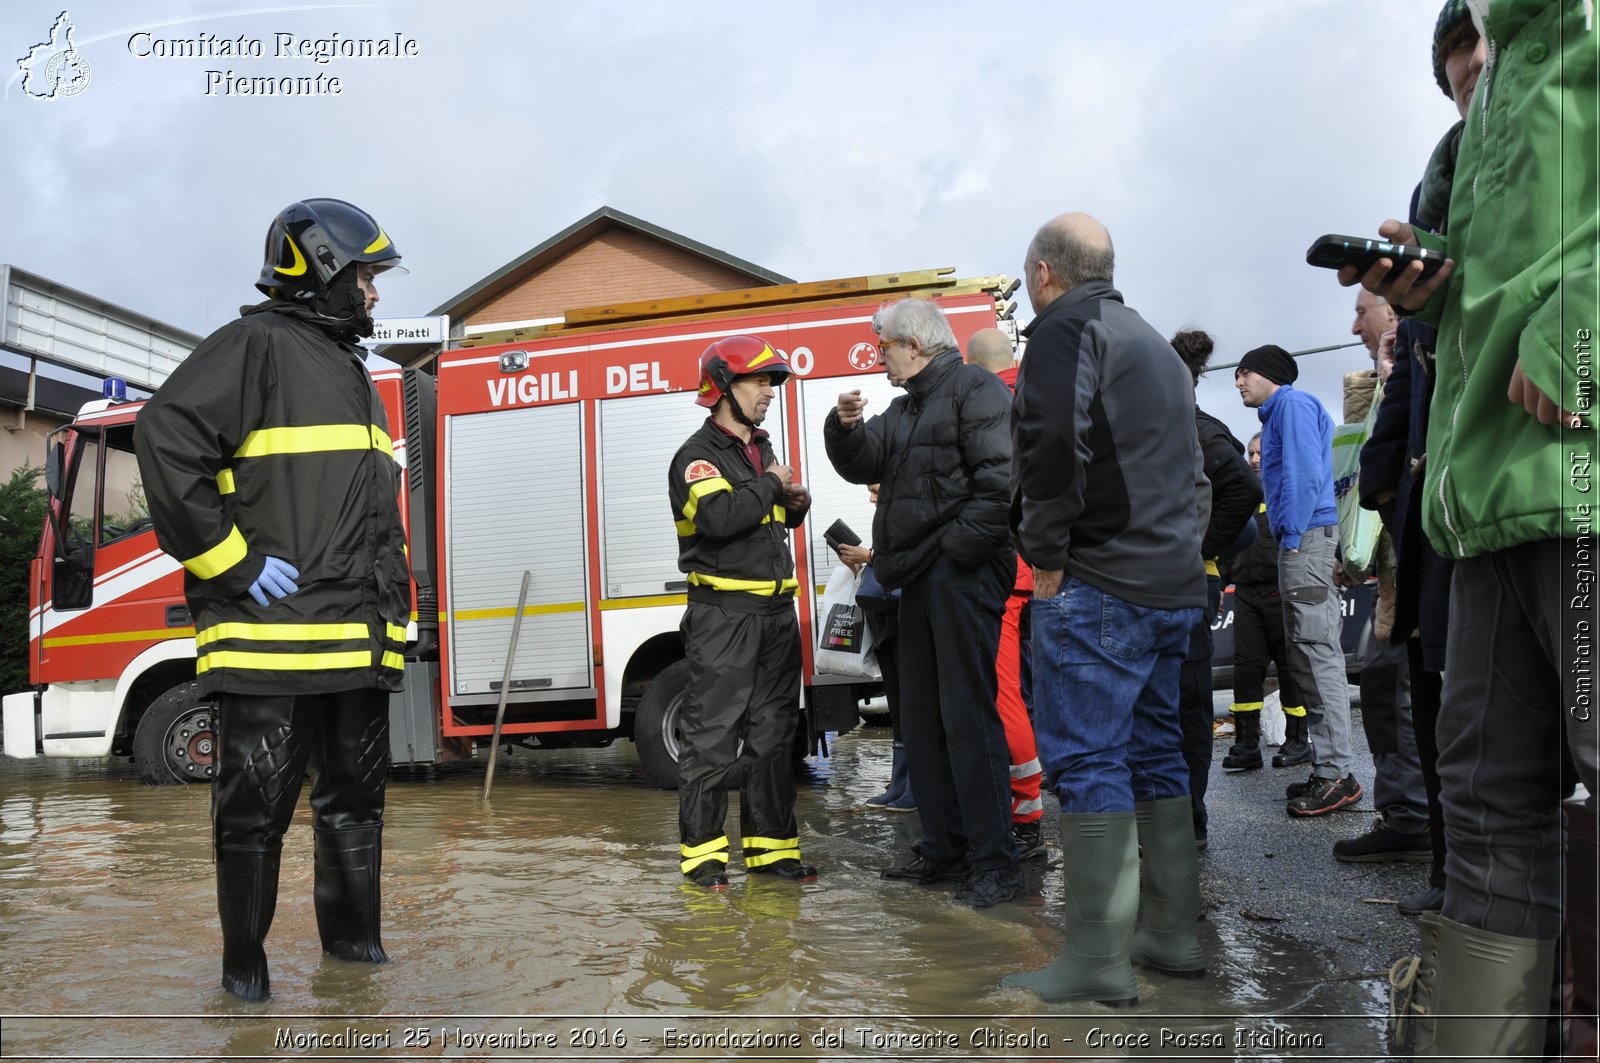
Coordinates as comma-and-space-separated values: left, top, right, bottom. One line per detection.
668, 335, 817, 889
135, 199, 411, 1000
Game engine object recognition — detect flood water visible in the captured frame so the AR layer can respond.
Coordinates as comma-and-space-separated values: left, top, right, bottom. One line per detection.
0, 724, 1410, 1061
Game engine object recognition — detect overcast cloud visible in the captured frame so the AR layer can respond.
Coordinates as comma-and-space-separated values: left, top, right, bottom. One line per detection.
3, 0, 1458, 441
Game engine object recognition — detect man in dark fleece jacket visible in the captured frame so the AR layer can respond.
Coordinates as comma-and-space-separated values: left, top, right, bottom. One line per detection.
1002, 212, 1208, 1007
825, 297, 1021, 910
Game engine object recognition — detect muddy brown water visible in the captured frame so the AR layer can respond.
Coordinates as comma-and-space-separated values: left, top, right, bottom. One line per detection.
1, 728, 1401, 1060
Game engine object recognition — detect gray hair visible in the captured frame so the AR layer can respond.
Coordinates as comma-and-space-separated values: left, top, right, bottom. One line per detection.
872, 298, 958, 353
1028, 223, 1115, 291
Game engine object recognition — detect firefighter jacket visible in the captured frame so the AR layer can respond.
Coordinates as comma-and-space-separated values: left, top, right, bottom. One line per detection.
669, 418, 809, 612
135, 301, 410, 697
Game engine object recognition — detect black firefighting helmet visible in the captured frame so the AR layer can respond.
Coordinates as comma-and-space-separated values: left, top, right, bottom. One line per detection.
255, 198, 405, 299
695, 335, 792, 408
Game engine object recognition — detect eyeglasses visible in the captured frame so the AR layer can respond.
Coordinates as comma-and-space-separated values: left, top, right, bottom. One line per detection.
879, 337, 903, 351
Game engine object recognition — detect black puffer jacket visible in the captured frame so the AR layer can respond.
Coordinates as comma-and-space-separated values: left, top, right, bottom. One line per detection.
1196, 408, 1261, 559
823, 349, 1014, 589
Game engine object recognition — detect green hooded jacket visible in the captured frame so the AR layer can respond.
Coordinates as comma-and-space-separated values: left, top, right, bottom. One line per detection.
1411, 0, 1597, 559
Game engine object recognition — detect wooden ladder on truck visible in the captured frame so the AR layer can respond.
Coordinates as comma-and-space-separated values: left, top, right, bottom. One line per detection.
451, 267, 1020, 349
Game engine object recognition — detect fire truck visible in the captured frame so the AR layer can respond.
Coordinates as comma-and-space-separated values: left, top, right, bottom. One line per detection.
2, 269, 1014, 786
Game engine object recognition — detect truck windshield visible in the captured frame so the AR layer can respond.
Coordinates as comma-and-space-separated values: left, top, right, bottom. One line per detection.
98, 425, 149, 545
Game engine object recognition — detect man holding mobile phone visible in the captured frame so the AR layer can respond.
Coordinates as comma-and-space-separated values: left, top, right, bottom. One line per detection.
1352, 1, 1596, 1056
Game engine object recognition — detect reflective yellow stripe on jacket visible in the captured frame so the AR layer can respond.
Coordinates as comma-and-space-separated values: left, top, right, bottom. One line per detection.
676, 477, 732, 535
233, 423, 393, 459
182, 526, 248, 580
677, 501, 786, 537
687, 573, 799, 596
216, 424, 393, 498
195, 619, 408, 674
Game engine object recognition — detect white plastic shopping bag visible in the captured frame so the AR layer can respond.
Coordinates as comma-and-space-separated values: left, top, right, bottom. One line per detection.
1261, 688, 1287, 746
813, 563, 880, 679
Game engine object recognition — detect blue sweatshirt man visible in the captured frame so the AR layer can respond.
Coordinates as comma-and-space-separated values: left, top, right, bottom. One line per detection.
1258, 386, 1339, 549
1235, 343, 1360, 816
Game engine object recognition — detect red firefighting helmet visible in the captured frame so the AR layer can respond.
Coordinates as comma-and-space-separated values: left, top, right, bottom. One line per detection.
695, 335, 792, 408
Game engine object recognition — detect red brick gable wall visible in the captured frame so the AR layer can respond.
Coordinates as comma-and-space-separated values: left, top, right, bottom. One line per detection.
466, 227, 767, 328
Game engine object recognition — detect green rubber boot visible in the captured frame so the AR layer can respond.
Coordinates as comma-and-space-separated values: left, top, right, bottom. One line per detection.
1390, 910, 1555, 1059
1130, 796, 1206, 978
1002, 812, 1139, 1007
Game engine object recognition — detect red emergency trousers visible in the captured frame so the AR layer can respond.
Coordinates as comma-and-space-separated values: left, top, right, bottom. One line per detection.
999, 558, 1043, 824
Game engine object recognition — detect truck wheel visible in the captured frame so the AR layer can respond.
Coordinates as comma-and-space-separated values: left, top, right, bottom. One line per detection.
132, 681, 218, 786
633, 660, 688, 789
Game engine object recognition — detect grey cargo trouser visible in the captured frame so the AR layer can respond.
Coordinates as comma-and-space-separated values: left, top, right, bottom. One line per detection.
1278, 525, 1356, 779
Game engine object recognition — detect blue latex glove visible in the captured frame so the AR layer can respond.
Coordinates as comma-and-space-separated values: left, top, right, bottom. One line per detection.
248, 556, 300, 607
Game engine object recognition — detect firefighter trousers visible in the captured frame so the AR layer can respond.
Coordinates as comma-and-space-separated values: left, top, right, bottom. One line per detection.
677, 598, 803, 876
212, 688, 391, 852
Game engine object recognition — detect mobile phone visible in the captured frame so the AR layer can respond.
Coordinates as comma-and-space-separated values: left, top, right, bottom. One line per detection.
1305, 234, 1446, 283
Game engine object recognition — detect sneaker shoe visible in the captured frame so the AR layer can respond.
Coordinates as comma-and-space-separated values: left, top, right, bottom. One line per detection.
748, 858, 818, 882
880, 853, 969, 884
1285, 771, 1319, 800
1286, 773, 1363, 817
1332, 821, 1433, 864
952, 867, 1023, 909
684, 863, 729, 890
1397, 884, 1445, 916
1012, 821, 1046, 861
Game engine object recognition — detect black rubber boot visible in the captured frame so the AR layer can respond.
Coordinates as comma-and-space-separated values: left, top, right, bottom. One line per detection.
217, 845, 280, 1001
1273, 714, 1312, 767
749, 858, 818, 882
1221, 711, 1263, 772
313, 826, 389, 963
865, 742, 910, 808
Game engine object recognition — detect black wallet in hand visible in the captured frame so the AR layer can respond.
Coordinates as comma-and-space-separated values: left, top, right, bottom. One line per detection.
823, 519, 861, 552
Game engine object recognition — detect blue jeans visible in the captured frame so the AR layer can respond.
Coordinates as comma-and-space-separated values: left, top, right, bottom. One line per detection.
1031, 576, 1202, 814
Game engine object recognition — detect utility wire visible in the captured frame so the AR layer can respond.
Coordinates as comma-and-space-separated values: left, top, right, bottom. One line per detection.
1205, 340, 1367, 375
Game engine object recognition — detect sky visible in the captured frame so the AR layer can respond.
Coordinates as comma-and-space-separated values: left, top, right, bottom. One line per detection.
2, 0, 1462, 443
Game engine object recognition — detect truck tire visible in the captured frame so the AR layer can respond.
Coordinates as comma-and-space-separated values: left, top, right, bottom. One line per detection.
633, 660, 771, 789
633, 660, 688, 789
132, 681, 218, 786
